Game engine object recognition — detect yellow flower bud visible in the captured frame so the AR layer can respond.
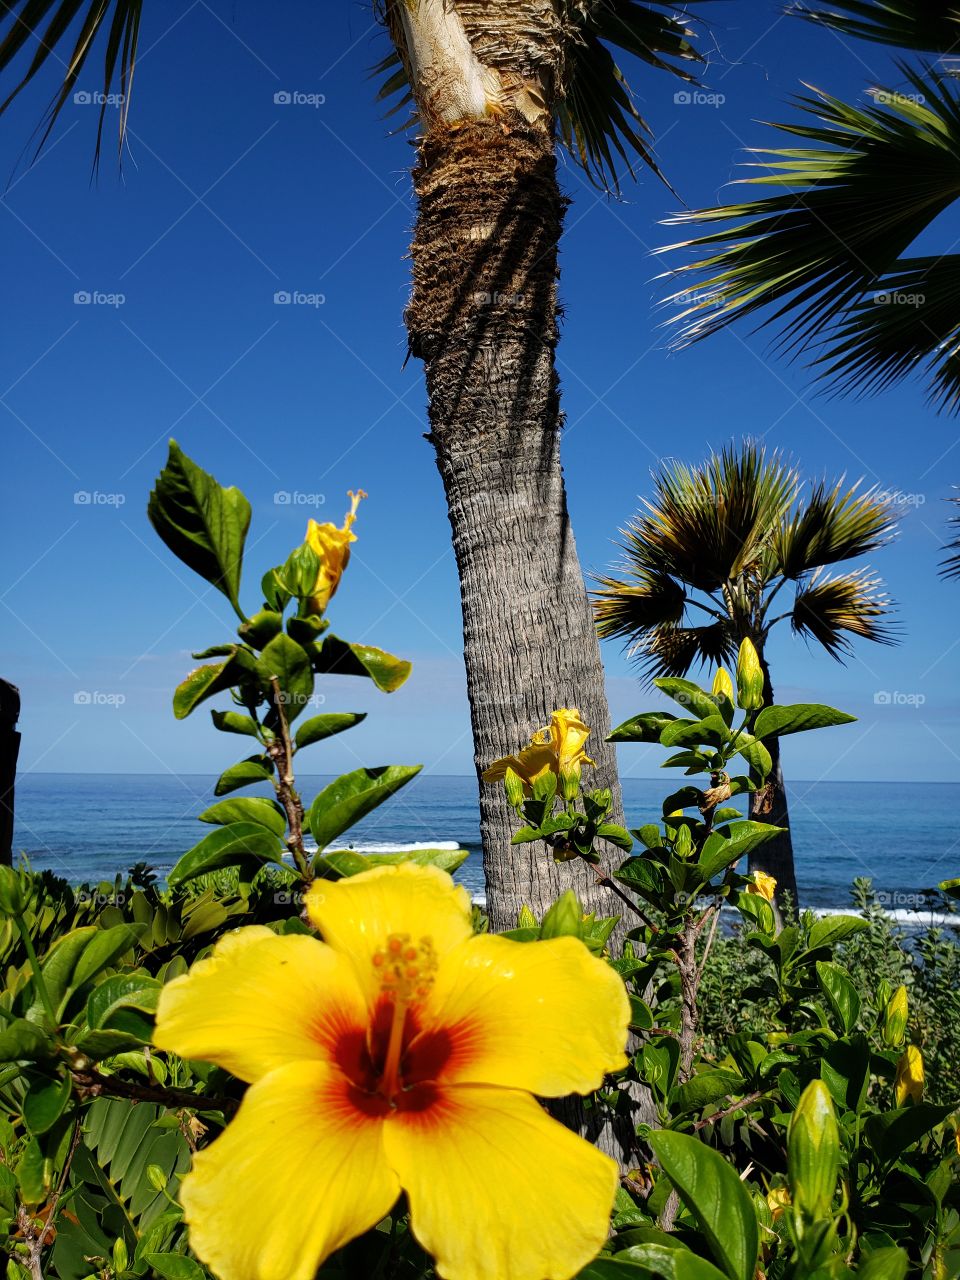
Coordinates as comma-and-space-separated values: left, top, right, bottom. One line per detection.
748, 871, 777, 903
894, 1045, 924, 1106
787, 1080, 841, 1220
712, 667, 734, 700
736, 637, 765, 710
882, 985, 908, 1048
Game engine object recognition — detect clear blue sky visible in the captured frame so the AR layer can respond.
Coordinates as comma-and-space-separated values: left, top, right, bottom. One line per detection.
2, 1, 957, 784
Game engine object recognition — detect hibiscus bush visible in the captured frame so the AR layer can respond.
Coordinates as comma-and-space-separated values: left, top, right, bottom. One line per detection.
1, 447, 958, 1280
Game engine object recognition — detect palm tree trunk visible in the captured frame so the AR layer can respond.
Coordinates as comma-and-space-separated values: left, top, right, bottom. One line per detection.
392, 3, 645, 1170
748, 657, 800, 909
407, 114, 624, 934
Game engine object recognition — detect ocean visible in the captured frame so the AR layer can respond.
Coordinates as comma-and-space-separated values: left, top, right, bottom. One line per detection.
10, 773, 960, 920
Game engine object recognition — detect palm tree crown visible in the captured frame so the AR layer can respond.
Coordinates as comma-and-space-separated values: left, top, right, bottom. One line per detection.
594, 442, 899, 681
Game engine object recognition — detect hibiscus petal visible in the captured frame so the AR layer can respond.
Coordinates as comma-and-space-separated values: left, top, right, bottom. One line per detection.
154, 928, 367, 1083
384, 1083, 616, 1280
416, 934, 629, 1096
305, 863, 473, 1004
181, 1061, 399, 1280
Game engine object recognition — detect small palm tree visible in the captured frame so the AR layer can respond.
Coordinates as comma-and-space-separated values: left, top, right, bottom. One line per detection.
943, 494, 960, 579
594, 441, 898, 905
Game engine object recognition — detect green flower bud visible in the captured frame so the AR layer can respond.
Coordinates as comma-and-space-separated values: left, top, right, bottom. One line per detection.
559, 761, 582, 805
787, 1080, 841, 1220
712, 667, 734, 700
539, 889, 583, 940
112, 1238, 129, 1274
883, 985, 908, 1048
0, 866, 32, 916
147, 1164, 169, 1193
516, 904, 538, 930
735, 637, 765, 711
503, 767, 526, 811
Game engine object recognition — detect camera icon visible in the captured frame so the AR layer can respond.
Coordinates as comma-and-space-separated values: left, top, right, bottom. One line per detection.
73, 90, 92, 105
674, 90, 692, 105
874, 690, 891, 705
74, 691, 92, 705
273, 290, 291, 304
274, 91, 292, 105
74, 290, 91, 305
74, 491, 91, 504
274, 490, 291, 504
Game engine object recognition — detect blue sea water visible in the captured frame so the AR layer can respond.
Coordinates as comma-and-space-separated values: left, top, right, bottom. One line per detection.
11, 772, 960, 917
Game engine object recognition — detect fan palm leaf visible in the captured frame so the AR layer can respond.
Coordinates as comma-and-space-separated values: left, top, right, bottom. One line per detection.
0, 0, 141, 165
661, 66, 960, 369
772, 479, 898, 576
621, 443, 799, 592
594, 568, 687, 641
631, 621, 737, 681
791, 566, 897, 656
814, 255, 960, 410
941, 493, 960, 578
795, 1, 960, 54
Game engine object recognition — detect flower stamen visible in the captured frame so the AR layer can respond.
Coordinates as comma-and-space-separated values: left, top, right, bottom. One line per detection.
372, 932, 436, 1100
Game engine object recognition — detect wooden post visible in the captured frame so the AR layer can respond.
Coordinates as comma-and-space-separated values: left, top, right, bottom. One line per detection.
0, 680, 21, 867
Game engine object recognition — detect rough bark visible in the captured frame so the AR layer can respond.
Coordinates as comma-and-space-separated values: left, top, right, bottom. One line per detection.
747, 658, 800, 909
406, 115, 625, 933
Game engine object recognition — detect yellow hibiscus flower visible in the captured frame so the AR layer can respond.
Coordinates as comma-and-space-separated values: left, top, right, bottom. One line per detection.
304, 488, 366, 615
748, 871, 777, 903
483, 708, 595, 791
153, 863, 629, 1280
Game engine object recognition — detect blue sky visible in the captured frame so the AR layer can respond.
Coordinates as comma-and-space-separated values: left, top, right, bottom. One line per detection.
2, 1, 957, 784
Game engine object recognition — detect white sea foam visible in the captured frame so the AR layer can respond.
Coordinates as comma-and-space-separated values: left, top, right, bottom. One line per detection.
302, 839, 465, 855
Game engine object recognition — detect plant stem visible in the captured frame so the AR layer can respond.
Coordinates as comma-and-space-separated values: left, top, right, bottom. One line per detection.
267, 676, 309, 879
593, 868, 659, 933
71, 1065, 239, 1115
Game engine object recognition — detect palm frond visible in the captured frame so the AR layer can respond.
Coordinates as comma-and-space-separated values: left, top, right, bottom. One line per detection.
793, 1, 960, 55
773, 478, 898, 577
632, 621, 737, 682
660, 66, 960, 395
624, 442, 798, 591
557, 1, 704, 192
593, 568, 687, 641
940, 492, 960, 579
791, 566, 898, 656
813, 255, 960, 410
0, 0, 141, 166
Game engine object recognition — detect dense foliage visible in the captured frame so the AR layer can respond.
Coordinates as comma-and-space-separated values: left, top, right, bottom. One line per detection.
2, 447, 957, 1280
